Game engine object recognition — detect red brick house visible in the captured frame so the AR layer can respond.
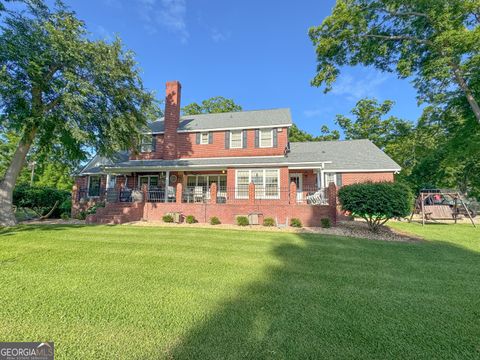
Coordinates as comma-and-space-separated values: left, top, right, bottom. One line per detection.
73, 81, 400, 225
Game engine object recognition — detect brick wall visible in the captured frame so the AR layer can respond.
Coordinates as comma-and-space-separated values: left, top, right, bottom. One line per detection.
341, 172, 394, 185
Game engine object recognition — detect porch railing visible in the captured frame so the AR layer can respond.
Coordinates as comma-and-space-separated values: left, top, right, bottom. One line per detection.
85, 183, 334, 206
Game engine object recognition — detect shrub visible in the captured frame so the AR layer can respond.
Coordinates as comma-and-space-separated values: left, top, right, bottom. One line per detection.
60, 212, 70, 220
263, 217, 275, 227
320, 218, 331, 228
290, 218, 302, 228
76, 211, 87, 220
236, 216, 249, 226
162, 214, 174, 223
13, 184, 70, 218
338, 182, 413, 232
86, 202, 105, 215
185, 215, 197, 224
210, 216, 221, 225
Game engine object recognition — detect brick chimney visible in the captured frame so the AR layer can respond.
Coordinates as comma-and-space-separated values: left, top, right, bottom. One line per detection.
164, 81, 181, 160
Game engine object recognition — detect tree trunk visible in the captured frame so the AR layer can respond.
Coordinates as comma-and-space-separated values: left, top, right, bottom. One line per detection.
0, 128, 36, 226
451, 63, 480, 125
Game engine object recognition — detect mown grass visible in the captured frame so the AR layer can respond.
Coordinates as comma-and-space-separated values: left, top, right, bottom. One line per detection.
0, 224, 479, 359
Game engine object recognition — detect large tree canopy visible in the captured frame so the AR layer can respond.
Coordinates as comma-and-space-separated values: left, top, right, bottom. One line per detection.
309, 0, 480, 124
182, 96, 242, 115
0, 0, 158, 225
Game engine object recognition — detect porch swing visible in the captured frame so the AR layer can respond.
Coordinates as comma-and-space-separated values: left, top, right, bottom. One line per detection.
410, 189, 476, 227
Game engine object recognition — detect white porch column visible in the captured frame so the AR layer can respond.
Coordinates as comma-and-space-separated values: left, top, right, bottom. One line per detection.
164, 170, 170, 203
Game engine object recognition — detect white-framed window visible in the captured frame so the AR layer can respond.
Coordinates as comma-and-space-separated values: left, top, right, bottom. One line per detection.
138, 175, 159, 188
140, 134, 154, 152
230, 130, 243, 149
325, 173, 336, 186
235, 169, 280, 199
88, 175, 101, 197
186, 174, 227, 188
200, 132, 209, 145
259, 129, 273, 148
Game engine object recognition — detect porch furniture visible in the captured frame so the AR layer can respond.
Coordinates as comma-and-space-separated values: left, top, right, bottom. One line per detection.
306, 190, 326, 205
167, 186, 176, 202
193, 186, 204, 203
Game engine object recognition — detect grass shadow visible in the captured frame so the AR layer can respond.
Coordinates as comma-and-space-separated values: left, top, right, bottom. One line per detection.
168, 233, 480, 359
0, 224, 88, 236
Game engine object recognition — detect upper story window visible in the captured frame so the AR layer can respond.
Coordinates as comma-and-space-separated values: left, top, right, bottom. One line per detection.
259, 129, 273, 148
230, 130, 243, 149
140, 134, 154, 152
200, 132, 209, 145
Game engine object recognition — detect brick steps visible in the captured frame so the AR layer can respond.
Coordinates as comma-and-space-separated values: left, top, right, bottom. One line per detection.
87, 203, 144, 224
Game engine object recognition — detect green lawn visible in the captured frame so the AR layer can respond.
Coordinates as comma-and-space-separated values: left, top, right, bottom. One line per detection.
0, 224, 479, 359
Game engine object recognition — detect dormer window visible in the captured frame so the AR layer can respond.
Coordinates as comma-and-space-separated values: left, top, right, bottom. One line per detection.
140, 134, 154, 152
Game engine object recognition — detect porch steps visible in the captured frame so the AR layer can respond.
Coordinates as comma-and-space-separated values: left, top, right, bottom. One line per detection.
86, 203, 144, 224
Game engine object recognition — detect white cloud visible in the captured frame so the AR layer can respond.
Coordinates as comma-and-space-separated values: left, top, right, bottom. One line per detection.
330, 71, 389, 101
136, 0, 189, 43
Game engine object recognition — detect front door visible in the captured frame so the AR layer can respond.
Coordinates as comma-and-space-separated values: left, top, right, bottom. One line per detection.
289, 173, 303, 201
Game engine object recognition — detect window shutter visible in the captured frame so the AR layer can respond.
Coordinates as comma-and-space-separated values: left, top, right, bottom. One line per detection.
208, 132, 213, 144
151, 135, 156, 152
196, 133, 201, 144
273, 128, 278, 148
242, 130, 247, 148
225, 131, 230, 149
255, 129, 259, 148
336, 173, 342, 187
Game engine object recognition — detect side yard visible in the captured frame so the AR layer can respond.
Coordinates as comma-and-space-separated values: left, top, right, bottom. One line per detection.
0, 224, 478, 359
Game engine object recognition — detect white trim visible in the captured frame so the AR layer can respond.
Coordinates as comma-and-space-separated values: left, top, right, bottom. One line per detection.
147, 123, 292, 135
289, 173, 303, 201
229, 130, 243, 149
324, 172, 337, 187
322, 168, 400, 173
259, 128, 273, 148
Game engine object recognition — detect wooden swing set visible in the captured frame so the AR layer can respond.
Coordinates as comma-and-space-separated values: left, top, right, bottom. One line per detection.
410, 189, 476, 227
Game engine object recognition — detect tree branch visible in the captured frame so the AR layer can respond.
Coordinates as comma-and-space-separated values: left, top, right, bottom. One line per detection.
44, 95, 62, 112
360, 34, 431, 45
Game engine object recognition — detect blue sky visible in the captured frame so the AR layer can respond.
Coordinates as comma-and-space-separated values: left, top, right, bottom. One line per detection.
67, 0, 422, 136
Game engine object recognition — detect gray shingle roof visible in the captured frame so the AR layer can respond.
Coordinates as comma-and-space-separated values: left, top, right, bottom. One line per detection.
148, 108, 292, 133
288, 140, 401, 171
78, 151, 129, 175
78, 139, 400, 174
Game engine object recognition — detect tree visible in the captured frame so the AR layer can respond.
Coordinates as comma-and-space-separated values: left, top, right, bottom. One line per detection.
288, 124, 340, 142
309, 0, 480, 125
335, 98, 413, 149
182, 96, 242, 115
0, 1, 158, 225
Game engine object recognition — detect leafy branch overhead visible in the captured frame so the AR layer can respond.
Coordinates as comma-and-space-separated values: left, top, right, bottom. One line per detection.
309, 0, 480, 124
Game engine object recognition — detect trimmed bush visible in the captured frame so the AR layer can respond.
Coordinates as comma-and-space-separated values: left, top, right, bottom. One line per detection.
236, 216, 249, 226
290, 218, 302, 228
13, 184, 70, 218
320, 218, 331, 228
60, 212, 70, 220
210, 216, 221, 225
263, 217, 275, 227
185, 215, 197, 224
338, 182, 413, 232
162, 214, 174, 223
86, 202, 105, 215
